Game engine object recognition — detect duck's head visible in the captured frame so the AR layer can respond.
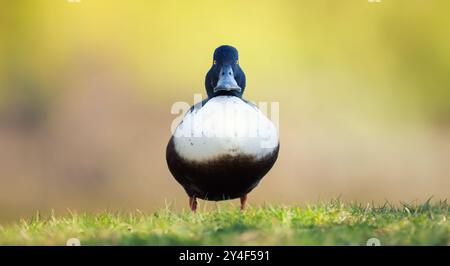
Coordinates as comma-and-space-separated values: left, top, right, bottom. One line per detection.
205, 45, 246, 98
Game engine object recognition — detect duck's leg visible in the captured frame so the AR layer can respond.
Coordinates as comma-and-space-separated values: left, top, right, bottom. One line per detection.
240, 194, 248, 211
189, 196, 198, 212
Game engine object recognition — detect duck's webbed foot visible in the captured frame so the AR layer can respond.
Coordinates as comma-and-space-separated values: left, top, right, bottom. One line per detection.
189, 196, 198, 212
240, 194, 248, 211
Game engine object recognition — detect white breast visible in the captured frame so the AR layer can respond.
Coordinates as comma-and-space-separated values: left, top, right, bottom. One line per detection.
173, 96, 279, 161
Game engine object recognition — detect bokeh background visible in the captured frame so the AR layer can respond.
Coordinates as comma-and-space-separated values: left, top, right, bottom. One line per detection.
1, 0, 449, 221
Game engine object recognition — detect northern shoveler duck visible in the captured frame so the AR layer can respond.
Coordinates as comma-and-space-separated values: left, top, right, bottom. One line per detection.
166, 45, 279, 211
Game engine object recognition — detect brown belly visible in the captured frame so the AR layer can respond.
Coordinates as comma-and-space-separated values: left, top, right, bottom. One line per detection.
166, 137, 279, 201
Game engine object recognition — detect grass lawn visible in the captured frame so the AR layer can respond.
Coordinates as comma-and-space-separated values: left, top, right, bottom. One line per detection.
0, 200, 448, 245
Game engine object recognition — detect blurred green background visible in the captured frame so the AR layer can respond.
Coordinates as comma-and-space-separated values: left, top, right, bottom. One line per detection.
0, 0, 449, 221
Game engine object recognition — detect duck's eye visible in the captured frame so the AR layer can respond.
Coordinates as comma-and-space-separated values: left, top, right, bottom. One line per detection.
213, 60, 216, 65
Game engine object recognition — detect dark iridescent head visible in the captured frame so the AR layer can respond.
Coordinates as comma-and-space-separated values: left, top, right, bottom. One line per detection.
205, 45, 246, 98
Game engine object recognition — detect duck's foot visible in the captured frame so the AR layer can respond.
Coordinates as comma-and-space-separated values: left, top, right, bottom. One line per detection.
240, 194, 247, 211
189, 196, 198, 212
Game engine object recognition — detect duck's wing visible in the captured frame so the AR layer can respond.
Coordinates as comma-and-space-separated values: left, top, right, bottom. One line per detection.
166, 135, 193, 196
166, 98, 210, 197
173, 98, 209, 132
186, 98, 209, 115
241, 99, 258, 110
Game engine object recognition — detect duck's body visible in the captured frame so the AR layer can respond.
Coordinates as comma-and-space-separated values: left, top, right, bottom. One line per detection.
166, 45, 279, 211
167, 95, 279, 201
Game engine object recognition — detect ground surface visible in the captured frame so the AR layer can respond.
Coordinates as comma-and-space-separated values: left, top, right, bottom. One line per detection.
0, 200, 448, 245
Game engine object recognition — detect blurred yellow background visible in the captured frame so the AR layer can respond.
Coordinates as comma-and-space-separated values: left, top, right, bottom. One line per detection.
1, 0, 449, 221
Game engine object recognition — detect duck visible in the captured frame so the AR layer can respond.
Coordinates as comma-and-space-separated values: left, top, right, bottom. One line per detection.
166, 45, 279, 211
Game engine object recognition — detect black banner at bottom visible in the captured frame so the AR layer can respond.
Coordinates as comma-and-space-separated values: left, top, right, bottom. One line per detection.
0, 246, 446, 265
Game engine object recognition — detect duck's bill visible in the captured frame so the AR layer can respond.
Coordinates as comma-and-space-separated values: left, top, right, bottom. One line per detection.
213, 65, 242, 93
213, 85, 242, 93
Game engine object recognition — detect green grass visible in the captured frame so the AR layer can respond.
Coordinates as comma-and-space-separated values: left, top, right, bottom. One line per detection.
0, 200, 448, 245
